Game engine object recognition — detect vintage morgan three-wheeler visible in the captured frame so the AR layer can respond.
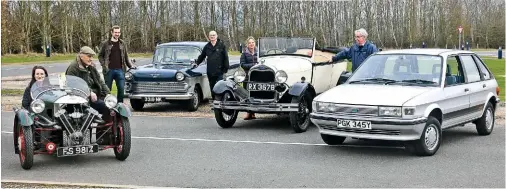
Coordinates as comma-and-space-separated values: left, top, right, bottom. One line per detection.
13, 75, 132, 170
211, 37, 348, 133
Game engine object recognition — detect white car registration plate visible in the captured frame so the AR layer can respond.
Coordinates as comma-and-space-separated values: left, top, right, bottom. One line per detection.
143, 97, 163, 102
336, 119, 372, 130
247, 83, 276, 91
57, 144, 99, 157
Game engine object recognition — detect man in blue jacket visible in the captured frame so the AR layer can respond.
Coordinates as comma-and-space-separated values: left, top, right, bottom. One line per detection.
329, 28, 378, 72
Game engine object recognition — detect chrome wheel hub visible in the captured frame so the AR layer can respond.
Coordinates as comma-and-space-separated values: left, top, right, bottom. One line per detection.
424, 125, 439, 151
486, 109, 493, 130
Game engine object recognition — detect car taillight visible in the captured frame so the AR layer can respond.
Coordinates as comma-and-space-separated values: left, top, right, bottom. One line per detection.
46, 142, 56, 154
496, 86, 500, 96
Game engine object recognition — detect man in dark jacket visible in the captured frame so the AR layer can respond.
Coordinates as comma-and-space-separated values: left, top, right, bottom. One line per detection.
330, 28, 378, 72
98, 25, 135, 103
194, 31, 230, 99
66, 46, 111, 121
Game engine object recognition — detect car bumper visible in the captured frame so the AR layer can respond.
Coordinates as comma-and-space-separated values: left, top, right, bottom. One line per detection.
212, 100, 299, 112
310, 113, 427, 141
129, 93, 193, 100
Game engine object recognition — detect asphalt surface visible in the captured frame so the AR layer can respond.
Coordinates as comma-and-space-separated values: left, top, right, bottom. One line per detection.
1, 56, 241, 77
1, 112, 504, 188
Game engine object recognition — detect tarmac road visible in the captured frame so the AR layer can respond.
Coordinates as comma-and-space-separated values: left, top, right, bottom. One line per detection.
1, 112, 504, 188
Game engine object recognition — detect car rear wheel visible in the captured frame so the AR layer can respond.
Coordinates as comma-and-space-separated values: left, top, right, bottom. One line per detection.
475, 102, 494, 135
130, 99, 144, 111
187, 87, 201, 112
289, 93, 313, 133
321, 134, 346, 145
406, 116, 441, 156
214, 92, 238, 128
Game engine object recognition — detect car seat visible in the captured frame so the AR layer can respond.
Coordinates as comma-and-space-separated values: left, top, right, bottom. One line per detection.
445, 64, 457, 85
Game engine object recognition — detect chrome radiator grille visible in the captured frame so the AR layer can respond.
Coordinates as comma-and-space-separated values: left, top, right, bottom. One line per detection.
132, 82, 187, 93
248, 69, 276, 100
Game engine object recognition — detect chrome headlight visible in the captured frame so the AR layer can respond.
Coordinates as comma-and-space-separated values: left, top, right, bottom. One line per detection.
233, 69, 246, 82
104, 94, 118, 109
379, 107, 402, 117
275, 70, 288, 83
316, 102, 330, 113
176, 72, 185, 81
125, 72, 133, 81
30, 99, 45, 113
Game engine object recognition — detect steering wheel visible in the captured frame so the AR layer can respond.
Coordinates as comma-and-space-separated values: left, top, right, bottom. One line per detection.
266, 48, 284, 55
161, 57, 173, 63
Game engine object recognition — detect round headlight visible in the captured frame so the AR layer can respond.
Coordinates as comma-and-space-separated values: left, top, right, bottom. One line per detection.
176, 72, 185, 81
104, 94, 118, 109
233, 70, 246, 82
30, 99, 45, 113
275, 70, 288, 83
125, 72, 133, 81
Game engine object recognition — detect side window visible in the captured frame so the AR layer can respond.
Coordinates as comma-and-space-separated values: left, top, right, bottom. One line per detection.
445, 55, 465, 86
460, 55, 481, 83
472, 55, 491, 80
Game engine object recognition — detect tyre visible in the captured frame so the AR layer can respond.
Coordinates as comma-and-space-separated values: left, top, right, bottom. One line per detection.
17, 125, 34, 170
130, 99, 144, 111
214, 92, 238, 128
114, 117, 131, 161
475, 102, 495, 135
407, 116, 441, 156
187, 87, 201, 112
289, 93, 313, 133
321, 134, 346, 145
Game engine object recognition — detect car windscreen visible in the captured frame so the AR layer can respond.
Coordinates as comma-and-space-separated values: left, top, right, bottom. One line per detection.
31, 75, 90, 99
153, 46, 201, 64
258, 37, 314, 57
347, 54, 443, 86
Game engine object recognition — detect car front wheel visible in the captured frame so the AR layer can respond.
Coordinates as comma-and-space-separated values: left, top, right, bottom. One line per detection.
17, 125, 34, 170
187, 87, 201, 112
289, 93, 313, 133
406, 116, 441, 156
114, 117, 131, 161
130, 99, 144, 111
214, 92, 238, 128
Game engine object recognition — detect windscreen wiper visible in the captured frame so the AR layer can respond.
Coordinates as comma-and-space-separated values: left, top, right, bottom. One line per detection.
399, 79, 436, 84
349, 78, 397, 84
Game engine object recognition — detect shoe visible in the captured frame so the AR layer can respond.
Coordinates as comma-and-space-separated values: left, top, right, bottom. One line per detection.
244, 113, 256, 120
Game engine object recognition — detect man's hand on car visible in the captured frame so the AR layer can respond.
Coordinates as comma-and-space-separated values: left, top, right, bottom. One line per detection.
90, 92, 98, 102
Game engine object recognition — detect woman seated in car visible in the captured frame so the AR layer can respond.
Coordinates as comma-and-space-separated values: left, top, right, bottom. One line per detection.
22, 66, 49, 110
240, 36, 259, 120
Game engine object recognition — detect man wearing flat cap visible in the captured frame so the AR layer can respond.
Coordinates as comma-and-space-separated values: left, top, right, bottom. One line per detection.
66, 46, 111, 122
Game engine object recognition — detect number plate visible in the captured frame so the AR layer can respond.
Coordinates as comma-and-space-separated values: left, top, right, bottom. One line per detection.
57, 144, 99, 157
336, 119, 372, 130
143, 97, 163, 102
247, 83, 276, 91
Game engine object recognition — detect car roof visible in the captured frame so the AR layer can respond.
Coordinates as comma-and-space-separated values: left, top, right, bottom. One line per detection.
157, 41, 208, 49
376, 48, 477, 56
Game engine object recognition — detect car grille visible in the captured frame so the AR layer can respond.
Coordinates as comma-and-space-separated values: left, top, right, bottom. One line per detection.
248, 69, 276, 100
132, 82, 187, 93
328, 104, 379, 116
320, 124, 401, 135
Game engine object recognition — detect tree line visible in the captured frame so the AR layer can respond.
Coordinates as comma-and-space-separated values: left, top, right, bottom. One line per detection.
1, 0, 504, 55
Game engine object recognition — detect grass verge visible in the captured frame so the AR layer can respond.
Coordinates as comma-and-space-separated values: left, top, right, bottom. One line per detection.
1, 89, 25, 96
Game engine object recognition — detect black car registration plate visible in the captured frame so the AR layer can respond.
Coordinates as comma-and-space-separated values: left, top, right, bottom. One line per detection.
57, 144, 99, 157
247, 83, 276, 91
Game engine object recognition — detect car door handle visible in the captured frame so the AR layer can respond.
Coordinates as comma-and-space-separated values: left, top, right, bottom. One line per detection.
464, 88, 469, 92
483, 84, 487, 88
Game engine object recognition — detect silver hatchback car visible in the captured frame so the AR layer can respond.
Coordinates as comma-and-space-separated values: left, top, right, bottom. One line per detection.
310, 49, 500, 156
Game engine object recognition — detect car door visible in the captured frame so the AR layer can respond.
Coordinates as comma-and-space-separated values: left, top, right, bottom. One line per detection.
441, 55, 470, 128
311, 63, 333, 94
458, 54, 487, 120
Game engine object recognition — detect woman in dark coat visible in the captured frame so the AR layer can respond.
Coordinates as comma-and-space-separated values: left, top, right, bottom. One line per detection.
22, 66, 48, 110
240, 36, 259, 120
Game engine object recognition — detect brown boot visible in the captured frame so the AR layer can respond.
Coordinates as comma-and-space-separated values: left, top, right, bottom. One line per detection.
244, 112, 256, 120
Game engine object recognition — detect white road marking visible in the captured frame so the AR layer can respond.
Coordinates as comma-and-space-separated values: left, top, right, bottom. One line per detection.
1, 131, 404, 149
1, 179, 183, 189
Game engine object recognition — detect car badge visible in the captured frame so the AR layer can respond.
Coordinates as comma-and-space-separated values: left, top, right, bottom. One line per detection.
351, 108, 359, 113
150, 73, 160, 78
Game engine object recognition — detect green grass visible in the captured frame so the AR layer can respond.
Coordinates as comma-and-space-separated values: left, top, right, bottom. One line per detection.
1, 53, 153, 65
1, 89, 25, 96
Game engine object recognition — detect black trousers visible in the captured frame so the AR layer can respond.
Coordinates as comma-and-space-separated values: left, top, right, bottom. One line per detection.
208, 74, 223, 100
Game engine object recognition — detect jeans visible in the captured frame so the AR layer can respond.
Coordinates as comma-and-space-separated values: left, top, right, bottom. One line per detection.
104, 69, 125, 103
89, 99, 111, 121
208, 74, 223, 100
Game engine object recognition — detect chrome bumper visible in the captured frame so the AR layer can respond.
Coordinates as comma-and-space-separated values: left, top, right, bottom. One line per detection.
310, 113, 427, 141
129, 93, 192, 100
212, 100, 299, 112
